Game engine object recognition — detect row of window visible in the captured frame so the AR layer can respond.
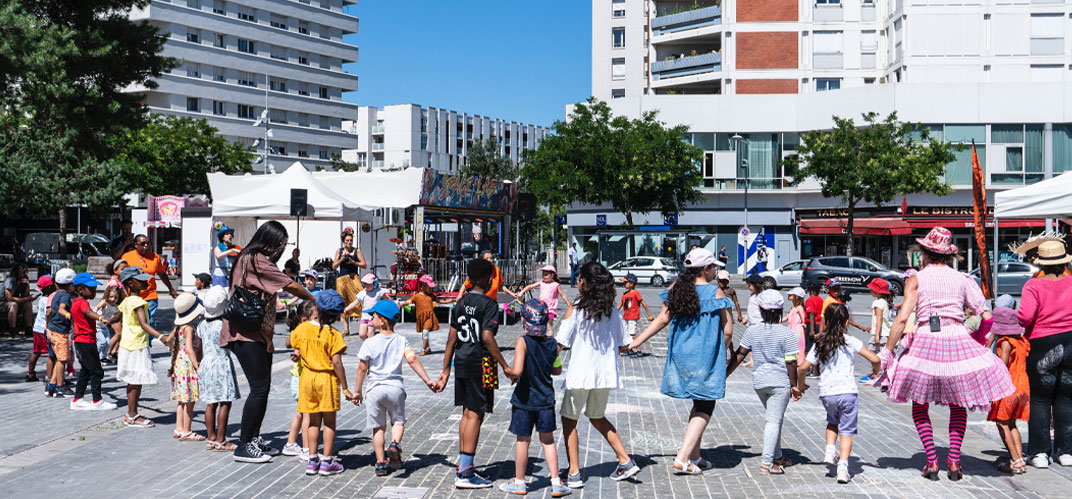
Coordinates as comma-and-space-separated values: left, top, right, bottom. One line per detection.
179, 28, 341, 71
184, 97, 339, 130
235, 135, 335, 160
182, 0, 343, 41
179, 63, 333, 99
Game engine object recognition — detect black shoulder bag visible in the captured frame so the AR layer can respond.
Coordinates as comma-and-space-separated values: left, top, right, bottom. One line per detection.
224, 255, 269, 331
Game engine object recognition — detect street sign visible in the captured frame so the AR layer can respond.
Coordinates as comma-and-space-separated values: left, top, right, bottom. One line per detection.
663, 213, 678, 226
739, 227, 750, 238
596, 214, 607, 226
555, 214, 567, 225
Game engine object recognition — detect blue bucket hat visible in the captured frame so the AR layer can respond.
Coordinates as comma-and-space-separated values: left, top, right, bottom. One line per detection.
72, 272, 101, 287
522, 299, 550, 336
367, 300, 401, 322
315, 290, 346, 316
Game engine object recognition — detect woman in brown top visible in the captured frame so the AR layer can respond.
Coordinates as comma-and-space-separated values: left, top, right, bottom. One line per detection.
222, 221, 315, 463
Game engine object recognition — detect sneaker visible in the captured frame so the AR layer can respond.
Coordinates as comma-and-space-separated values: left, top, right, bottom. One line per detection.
498, 481, 528, 495
455, 470, 493, 489
1031, 453, 1050, 469
858, 375, 874, 384
69, 398, 92, 410
566, 472, 584, 489
49, 388, 65, 398
252, 436, 281, 456
375, 461, 389, 477
823, 448, 839, 466
24, 373, 38, 382
386, 442, 403, 470
87, 400, 118, 411
234, 441, 273, 463
298, 448, 311, 462
305, 457, 321, 475
836, 463, 850, 484
282, 442, 303, 456
550, 484, 572, 497
1059, 454, 1072, 467
318, 458, 344, 476
611, 459, 640, 481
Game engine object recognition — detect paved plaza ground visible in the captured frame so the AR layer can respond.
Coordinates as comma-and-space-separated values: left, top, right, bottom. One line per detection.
1, 286, 1070, 498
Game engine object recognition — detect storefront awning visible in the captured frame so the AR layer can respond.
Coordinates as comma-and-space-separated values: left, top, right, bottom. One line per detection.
904, 218, 1046, 229
799, 218, 913, 236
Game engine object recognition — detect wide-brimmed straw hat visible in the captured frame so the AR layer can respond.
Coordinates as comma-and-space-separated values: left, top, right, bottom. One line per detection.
1035, 241, 1072, 265
1009, 231, 1066, 256
916, 227, 958, 255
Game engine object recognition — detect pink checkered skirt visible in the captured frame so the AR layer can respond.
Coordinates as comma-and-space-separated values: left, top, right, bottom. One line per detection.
886, 323, 1015, 411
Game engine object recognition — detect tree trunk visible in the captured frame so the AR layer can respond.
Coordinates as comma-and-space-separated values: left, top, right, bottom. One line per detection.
845, 198, 856, 257
625, 211, 634, 228
58, 208, 68, 259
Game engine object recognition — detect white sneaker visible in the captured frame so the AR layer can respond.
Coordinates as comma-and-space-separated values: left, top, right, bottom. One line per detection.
823, 448, 838, 465
87, 400, 117, 411
298, 448, 311, 462
1032, 453, 1051, 468
1058, 454, 1072, 466
69, 399, 92, 411
281, 442, 302, 456
836, 463, 850, 484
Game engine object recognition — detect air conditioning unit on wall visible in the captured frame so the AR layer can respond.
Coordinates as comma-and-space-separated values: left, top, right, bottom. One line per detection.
376, 208, 402, 227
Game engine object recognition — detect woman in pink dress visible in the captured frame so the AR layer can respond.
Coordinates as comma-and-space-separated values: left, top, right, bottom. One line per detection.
784, 287, 807, 355
881, 227, 1014, 481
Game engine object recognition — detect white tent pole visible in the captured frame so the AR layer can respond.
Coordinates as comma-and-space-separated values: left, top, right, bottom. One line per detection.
993, 218, 999, 300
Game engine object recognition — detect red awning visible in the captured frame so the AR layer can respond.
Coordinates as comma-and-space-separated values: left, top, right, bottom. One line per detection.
799, 218, 913, 236
905, 219, 1046, 229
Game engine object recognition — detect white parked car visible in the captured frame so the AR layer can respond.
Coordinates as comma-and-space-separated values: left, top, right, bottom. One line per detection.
759, 260, 807, 289
607, 256, 681, 287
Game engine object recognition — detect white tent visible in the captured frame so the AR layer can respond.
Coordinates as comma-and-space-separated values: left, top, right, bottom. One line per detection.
995, 171, 1072, 219
313, 168, 423, 209
210, 162, 364, 219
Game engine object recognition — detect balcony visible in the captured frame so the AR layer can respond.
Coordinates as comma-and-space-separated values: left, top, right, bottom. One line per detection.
371, 125, 385, 134
651, 52, 721, 81
371, 142, 384, 151
651, 5, 721, 37
371, 160, 385, 168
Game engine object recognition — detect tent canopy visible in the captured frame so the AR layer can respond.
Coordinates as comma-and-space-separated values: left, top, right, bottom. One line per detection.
995, 171, 1072, 219
313, 168, 422, 209
210, 162, 364, 219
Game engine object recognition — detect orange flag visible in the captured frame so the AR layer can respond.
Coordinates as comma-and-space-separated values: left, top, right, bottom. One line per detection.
971, 140, 993, 299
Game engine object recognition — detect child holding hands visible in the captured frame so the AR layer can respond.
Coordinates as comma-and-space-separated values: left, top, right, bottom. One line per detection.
116, 266, 171, 427
351, 300, 437, 476
169, 293, 204, 441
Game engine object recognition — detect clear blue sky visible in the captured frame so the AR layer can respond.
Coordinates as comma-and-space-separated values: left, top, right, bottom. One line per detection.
341, 1, 591, 128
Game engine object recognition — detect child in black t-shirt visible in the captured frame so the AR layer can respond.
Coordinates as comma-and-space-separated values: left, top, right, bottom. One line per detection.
435, 258, 512, 489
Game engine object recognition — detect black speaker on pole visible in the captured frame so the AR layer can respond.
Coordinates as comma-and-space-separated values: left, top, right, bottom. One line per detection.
290, 188, 308, 217
516, 193, 537, 221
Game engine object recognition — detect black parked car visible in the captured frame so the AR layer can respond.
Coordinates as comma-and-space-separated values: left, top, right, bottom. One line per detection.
801, 256, 906, 295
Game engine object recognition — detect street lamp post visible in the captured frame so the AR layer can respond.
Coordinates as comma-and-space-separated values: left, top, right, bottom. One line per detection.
731, 134, 749, 272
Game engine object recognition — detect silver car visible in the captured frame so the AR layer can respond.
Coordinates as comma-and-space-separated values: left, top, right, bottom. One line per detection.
607, 256, 681, 287
969, 262, 1038, 296
760, 260, 807, 289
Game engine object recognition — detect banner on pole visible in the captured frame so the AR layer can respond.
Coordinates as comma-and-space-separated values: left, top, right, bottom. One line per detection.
970, 140, 993, 299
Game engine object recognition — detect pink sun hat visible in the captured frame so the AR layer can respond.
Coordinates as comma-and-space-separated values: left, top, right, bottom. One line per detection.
916, 226, 958, 255
540, 265, 557, 273
418, 274, 436, 288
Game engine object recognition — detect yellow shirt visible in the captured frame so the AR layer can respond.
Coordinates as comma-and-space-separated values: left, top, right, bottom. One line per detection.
118, 296, 150, 350
289, 321, 347, 373
821, 295, 842, 316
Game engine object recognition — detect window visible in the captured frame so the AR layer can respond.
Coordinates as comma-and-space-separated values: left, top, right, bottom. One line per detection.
298, 113, 309, 127
612, 27, 626, 48
213, 0, 225, 15
270, 15, 287, 30
613, 7, 625, 17
215, 33, 225, 48
270, 109, 287, 124
298, 52, 309, 65
1031, 13, 1064, 55
212, 100, 225, 116
861, 30, 877, 52
186, 97, 200, 112
275, 146, 286, 155
813, 31, 843, 53
864, 77, 876, 84
237, 7, 255, 22
319, 150, 330, 160
816, 78, 840, 91
213, 66, 225, 82
298, 149, 308, 158
237, 72, 257, 87
298, 83, 309, 96
319, 56, 332, 70
816, 0, 840, 3
186, 29, 199, 44
187, 0, 200, 9
270, 45, 287, 61
269, 79, 287, 92
320, 26, 332, 40
238, 39, 255, 54
319, 87, 329, 99
611, 58, 626, 80
298, 21, 309, 35
611, 88, 625, 99
237, 104, 254, 119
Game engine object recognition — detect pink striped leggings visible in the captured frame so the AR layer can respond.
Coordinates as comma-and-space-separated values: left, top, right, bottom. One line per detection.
912, 402, 967, 464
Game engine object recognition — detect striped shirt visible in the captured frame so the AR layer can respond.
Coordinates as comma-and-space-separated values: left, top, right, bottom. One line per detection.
740, 323, 800, 389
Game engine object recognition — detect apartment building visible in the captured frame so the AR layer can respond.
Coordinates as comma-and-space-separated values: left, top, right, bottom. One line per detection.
129, 0, 360, 170
579, 0, 1072, 275
341, 104, 548, 174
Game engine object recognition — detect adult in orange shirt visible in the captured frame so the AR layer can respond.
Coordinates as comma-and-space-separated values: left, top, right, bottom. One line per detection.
123, 235, 179, 328
457, 251, 503, 301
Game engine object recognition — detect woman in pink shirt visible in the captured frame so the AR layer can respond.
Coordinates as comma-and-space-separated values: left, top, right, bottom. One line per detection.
1017, 241, 1072, 468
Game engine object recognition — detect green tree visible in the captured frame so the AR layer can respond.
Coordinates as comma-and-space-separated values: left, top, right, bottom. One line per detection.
783, 112, 959, 256
0, 0, 176, 256
115, 115, 254, 197
522, 98, 703, 226
459, 138, 517, 181
329, 153, 364, 172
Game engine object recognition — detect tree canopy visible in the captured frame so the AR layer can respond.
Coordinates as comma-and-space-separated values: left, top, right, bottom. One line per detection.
459, 138, 517, 181
522, 98, 703, 226
783, 112, 959, 255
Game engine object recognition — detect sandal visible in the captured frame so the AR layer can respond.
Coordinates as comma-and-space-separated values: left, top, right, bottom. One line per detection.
998, 457, 1027, 474
759, 464, 785, 475
672, 459, 703, 475
172, 430, 183, 439
214, 441, 237, 452
420, 348, 432, 356
206, 441, 217, 451
179, 432, 206, 442
124, 414, 155, 428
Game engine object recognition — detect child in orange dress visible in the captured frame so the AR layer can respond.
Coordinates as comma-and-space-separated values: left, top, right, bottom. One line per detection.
987, 306, 1030, 474
400, 275, 454, 356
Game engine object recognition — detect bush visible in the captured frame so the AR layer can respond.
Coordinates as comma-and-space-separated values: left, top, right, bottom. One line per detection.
73, 263, 88, 273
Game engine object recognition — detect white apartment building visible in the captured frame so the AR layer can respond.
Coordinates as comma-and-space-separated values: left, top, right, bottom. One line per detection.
341, 104, 548, 173
129, 0, 360, 170
578, 0, 1072, 276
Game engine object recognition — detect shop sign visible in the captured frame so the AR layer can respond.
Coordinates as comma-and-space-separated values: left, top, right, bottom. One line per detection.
596, 215, 607, 226
418, 170, 518, 213
907, 206, 994, 217
663, 213, 678, 226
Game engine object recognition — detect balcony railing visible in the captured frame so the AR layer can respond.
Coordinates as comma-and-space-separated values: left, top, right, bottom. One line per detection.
651, 5, 721, 36
650, 52, 721, 80
371, 125, 385, 133
371, 143, 384, 151
371, 160, 385, 168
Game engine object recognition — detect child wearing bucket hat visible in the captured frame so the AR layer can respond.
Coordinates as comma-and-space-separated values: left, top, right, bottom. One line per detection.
987, 306, 1029, 474
352, 299, 437, 477
169, 292, 205, 441
860, 279, 894, 384
343, 273, 392, 340
198, 286, 241, 452
508, 265, 570, 333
